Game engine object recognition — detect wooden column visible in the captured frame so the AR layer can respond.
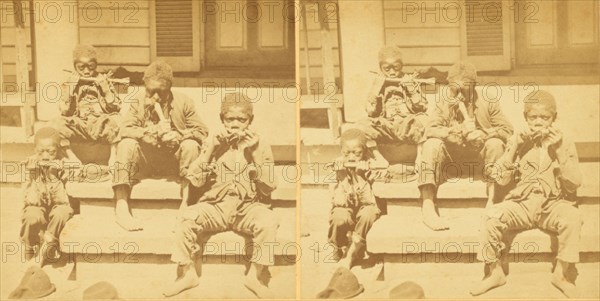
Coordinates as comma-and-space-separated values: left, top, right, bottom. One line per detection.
317, 1, 341, 138
13, 0, 34, 136
337, 0, 385, 122
34, 0, 79, 121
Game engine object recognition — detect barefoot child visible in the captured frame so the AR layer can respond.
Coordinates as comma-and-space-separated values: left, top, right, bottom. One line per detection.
417, 61, 513, 231
356, 46, 429, 165
328, 129, 388, 268
164, 93, 279, 298
20, 127, 74, 267
471, 90, 582, 298
50, 45, 121, 164
111, 61, 208, 231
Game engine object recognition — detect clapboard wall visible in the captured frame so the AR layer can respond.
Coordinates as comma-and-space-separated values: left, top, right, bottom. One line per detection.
78, 0, 151, 73
382, 0, 461, 72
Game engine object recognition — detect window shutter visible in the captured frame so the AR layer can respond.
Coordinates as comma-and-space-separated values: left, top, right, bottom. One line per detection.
460, 0, 511, 71
155, 0, 193, 57
151, 0, 200, 72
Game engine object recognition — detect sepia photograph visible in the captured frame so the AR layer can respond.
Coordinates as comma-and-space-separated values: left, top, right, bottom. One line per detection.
299, 0, 599, 299
1, 0, 599, 300
1, 0, 296, 299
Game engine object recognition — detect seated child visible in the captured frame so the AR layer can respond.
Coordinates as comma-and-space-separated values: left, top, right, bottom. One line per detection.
50, 45, 121, 164
328, 129, 388, 268
418, 61, 513, 231
471, 90, 582, 298
20, 127, 74, 267
356, 45, 429, 165
112, 61, 208, 231
164, 93, 279, 298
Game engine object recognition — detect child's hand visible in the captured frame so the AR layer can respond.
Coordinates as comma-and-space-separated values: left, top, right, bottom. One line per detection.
160, 130, 182, 148
157, 120, 171, 135
544, 127, 562, 149
332, 157, 346, 171
514, 127, 534, 146
466, 129, 485, 145
215, 129, 232, 146
66, 72, 80, 84
142, 126, 159, 145
462, 120, 477, 133
96, 73, 111, 93
366, 95, 382, 116
240, 130, 259, 150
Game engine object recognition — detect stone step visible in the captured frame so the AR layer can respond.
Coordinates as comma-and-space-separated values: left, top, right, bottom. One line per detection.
0, 142, 296, 183
366, 211, 600, 256
79, 197, 295, 221
73, 255, 296, 299
60, 211, 297, 257
301, 161, 600, 201
301, 142, 600, 165
378, 261, 600, 298
67, 165, 297, 201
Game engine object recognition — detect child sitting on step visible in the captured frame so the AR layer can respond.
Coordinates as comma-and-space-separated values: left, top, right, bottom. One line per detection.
50, 45, 122, 165
164, 93, 279, 298
417, 61, 513, 231
355, 45, 429, 167
328, 129, 388, 268
471, 90, 582, 298
20, 127, 75, 267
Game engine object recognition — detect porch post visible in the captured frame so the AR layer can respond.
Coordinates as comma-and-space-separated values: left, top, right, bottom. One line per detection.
337, 0, 385, 122
34, 0, 79, 121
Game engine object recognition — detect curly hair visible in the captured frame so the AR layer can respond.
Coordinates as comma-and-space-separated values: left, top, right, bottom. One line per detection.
340, 128, 368, 148
447, 61, 478, 83
143, 61, 174, 85
34, 127, 61, 146
72, 44, 98, 61
378, 45, 403, 64
523, 90, 557, 115
220, 93, 254, 117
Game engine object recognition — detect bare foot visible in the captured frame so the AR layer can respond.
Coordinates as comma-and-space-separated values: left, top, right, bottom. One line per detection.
422, 210, 449, 231
470, 263, 507, 296
244, 274, 273, 299
552, 265, 578, 298
37, 241, 60, 267
115, 196, 143, 231
116, 211, 143, 231
420, 188, 449, 231
341, 242, 364, 268
163, 264, 200, 297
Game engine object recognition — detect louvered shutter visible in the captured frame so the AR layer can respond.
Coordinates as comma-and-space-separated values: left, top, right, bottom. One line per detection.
151, 0, 200, 72
460, 0, 511, 71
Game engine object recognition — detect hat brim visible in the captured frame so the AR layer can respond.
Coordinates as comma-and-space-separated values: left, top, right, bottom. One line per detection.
34, 284, 56, 299
342, 284, 364, 299
10, 284, 56, 300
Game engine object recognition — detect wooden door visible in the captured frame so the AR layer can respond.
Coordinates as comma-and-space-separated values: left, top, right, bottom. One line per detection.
204, 0, 295, 68
516, 0, 599, 65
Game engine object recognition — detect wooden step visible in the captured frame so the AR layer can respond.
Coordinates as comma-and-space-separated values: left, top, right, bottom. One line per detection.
60, 213, 297, 257
366, 210, 600, 256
